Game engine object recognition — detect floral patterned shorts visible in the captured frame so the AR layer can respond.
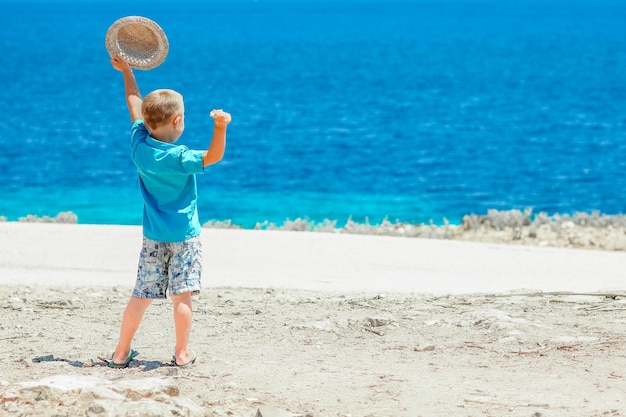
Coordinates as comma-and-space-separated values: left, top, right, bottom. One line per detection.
132, 236, 202, 299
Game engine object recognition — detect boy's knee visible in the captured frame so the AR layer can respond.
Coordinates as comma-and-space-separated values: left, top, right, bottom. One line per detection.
170, 291, 193, 303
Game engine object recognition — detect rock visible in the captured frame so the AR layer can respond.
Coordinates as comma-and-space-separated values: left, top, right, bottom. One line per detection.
6, 296, 25, 310
89, 396, 204, 417
2, 374, 204, 417
19, 374, 101, 393
365, 316, 396, 327
112, 377, 180, 399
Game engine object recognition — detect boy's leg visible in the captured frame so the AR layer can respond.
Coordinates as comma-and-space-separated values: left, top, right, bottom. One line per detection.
113, 296, 153, 364
171, 292, 194, 365
168, 237, 202, 366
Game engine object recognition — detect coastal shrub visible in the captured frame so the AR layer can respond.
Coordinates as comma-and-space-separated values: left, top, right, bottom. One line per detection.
250, 218, 336, 232
342, 217, 375, 235
462, 209, 532, 231
17, 211, 78, 223
198, 209, 626, 251
457, 208, 626, 231
253, 221, 270, 230
55, 211, 78, 224
312, 219, 338, 233
19, 214, 55, 223
530, 210, 626, 229
279, 218, 312, 232
202, 219, 242, 229
569, 211, 626, 228
532, 212, 552, 227
191, 210, 626, 251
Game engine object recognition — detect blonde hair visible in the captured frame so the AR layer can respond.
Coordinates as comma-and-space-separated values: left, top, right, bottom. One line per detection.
141, 89, 184, 129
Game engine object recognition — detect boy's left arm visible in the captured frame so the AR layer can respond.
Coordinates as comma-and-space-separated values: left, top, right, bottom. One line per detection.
110, 55, 143, 122
203, 110, 231, 167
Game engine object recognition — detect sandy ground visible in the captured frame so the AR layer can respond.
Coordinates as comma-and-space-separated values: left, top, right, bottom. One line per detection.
1, 223, 626, 416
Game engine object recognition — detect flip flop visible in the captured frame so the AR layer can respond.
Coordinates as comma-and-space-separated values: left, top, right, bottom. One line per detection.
172, 350, 197, 368
108, 349, 139, 369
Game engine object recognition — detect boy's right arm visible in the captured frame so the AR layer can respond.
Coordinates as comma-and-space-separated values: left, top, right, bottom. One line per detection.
110, 56, 143, 122
203, 110, 231, 167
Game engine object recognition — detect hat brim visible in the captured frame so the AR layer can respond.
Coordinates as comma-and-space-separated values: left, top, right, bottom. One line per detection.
105, 16, 169, 70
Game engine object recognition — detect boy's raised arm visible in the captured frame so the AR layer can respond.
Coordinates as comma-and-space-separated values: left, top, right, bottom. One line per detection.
203, 110, 231, 167
110, 56, 143, 122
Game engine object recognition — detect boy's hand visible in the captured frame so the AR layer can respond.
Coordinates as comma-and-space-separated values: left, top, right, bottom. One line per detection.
110, 55, 132, 72
210, 109, 231, 127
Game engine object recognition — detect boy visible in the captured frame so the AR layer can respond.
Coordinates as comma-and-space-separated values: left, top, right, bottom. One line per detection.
109, 55, 231, 368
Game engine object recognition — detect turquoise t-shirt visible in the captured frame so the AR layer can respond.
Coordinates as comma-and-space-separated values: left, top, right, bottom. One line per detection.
130, 120, 205, 242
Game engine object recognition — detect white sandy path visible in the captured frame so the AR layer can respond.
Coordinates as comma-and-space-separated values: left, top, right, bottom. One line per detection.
0, 222, 624, 294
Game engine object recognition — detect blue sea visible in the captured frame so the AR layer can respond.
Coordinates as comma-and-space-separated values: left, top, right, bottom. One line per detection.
1, 0, 625, 227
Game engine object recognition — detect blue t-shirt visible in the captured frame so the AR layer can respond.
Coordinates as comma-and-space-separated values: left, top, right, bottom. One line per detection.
130, 120, 205, 242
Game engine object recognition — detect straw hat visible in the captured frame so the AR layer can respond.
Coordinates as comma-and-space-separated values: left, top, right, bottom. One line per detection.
105, 16, 169, 70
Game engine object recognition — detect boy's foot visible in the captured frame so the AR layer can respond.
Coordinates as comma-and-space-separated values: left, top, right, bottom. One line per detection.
172, 350, 197, 368
108, 349, 139, 369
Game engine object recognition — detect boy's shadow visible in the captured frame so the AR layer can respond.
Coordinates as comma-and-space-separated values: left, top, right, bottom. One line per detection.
32, 354, 173, 371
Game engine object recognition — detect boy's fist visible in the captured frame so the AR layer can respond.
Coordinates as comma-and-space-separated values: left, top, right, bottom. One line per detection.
210, 109, 231, 127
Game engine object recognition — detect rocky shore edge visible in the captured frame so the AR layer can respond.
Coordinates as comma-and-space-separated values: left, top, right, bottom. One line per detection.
5, 209, 626, 251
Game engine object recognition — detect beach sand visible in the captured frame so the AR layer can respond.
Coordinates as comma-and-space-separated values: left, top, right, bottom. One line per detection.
1, 222, 625, 416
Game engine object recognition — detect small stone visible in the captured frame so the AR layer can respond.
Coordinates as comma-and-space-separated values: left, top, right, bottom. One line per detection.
292, 321, 334, 332
414, 344, 435, 352
255, 405, 306, 417
32, 354, 55, 363
365, 316, 396, 327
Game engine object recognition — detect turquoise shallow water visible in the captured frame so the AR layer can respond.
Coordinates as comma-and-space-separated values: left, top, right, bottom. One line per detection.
1, 0, 625, 227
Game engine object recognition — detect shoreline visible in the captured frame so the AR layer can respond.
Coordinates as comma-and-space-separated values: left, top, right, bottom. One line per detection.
4, 208, 626, 252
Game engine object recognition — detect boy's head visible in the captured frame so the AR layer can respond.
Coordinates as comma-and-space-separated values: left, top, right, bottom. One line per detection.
142, 89, 185, 141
